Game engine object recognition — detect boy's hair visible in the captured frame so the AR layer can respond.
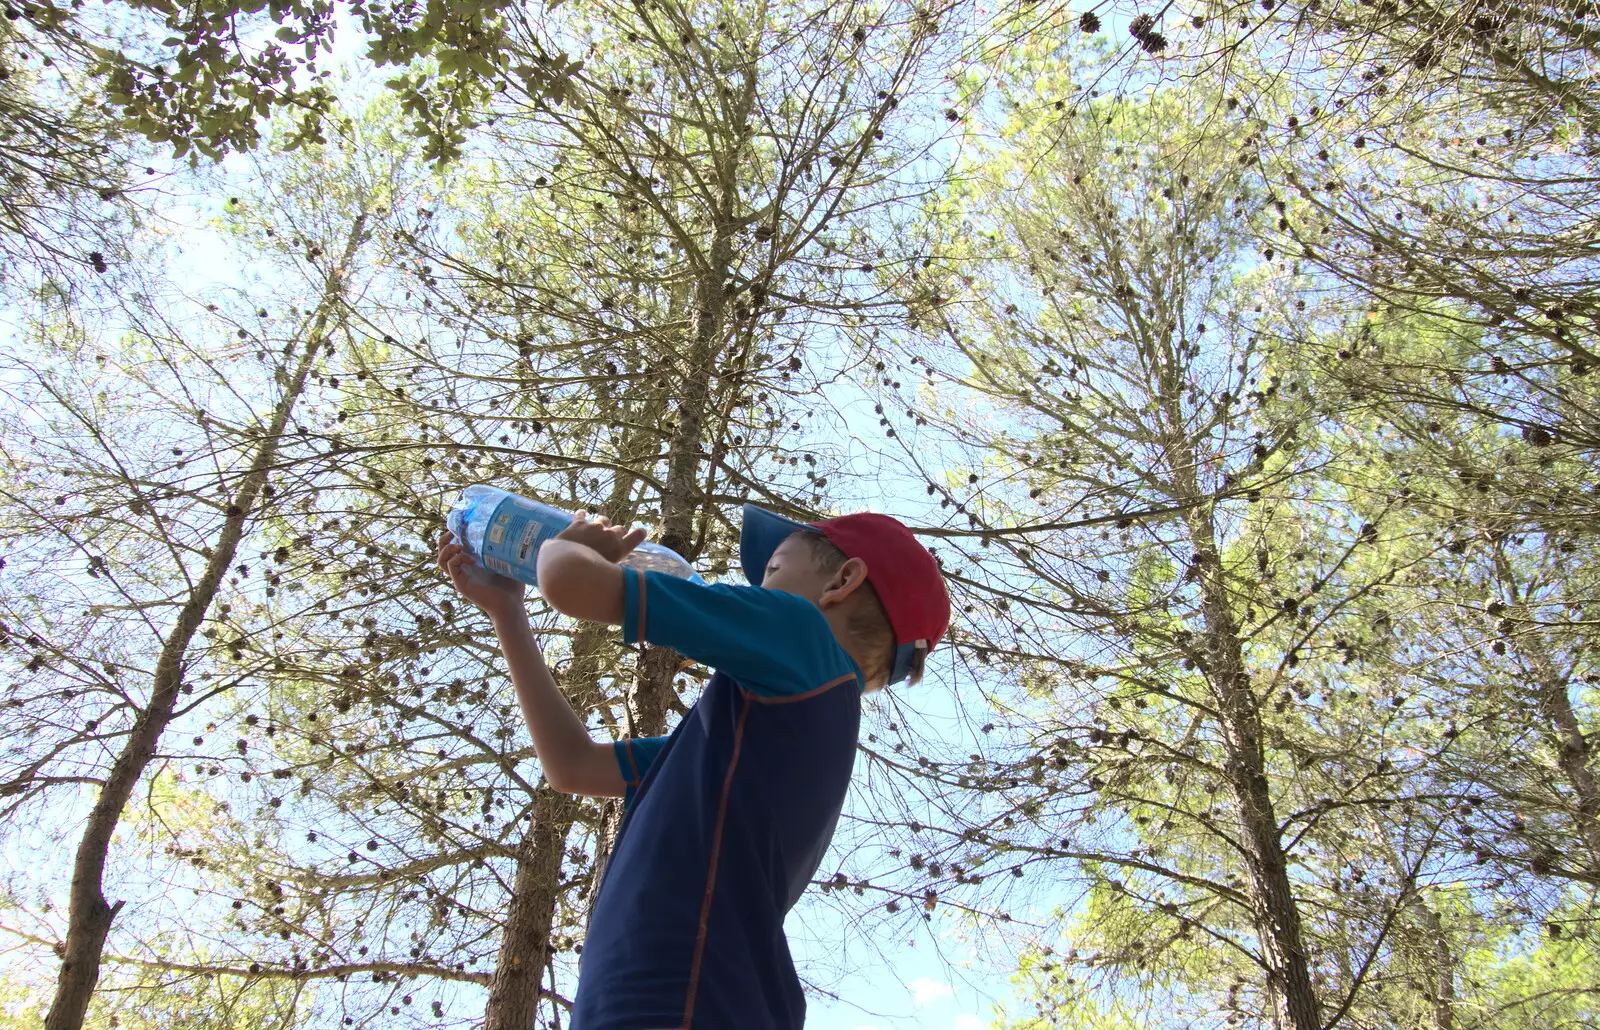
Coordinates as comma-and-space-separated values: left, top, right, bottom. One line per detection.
792, 530, 926, 688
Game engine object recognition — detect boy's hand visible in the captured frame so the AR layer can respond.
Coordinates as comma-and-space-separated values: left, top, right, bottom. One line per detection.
556, 513, 646, 564
438, 531, 525, 622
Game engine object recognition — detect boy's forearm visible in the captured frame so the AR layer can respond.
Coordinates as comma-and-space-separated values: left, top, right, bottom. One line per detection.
536, 540, 627, 625
490, 606, 619, 796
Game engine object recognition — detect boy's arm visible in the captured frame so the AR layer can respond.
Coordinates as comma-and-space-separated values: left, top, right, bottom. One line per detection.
574, 560, 861, 698
437, 530, 622, 798
537, 538, 629, 625
490, 607, 624, 798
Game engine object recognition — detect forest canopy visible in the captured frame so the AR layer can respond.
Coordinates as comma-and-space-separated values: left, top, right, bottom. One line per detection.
1, 0, 1596, 1027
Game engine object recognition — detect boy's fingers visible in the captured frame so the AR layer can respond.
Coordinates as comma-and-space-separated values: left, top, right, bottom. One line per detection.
621, 527, 647, 551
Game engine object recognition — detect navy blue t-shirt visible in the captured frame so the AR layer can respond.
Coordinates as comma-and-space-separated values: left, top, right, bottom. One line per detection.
571, 568, 864, 1030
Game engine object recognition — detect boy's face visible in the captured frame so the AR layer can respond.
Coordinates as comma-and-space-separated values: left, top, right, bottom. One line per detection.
759, 534, 836, 603
755, 530, 870, 610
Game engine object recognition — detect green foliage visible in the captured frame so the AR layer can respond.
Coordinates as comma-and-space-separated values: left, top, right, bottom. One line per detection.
8, 0, 578, 167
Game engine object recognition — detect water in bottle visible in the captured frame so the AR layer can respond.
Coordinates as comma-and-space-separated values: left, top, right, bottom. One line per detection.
447, 484, 700, 589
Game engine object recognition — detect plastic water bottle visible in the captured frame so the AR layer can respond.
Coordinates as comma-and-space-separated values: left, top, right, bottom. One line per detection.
447, 485, 700, 589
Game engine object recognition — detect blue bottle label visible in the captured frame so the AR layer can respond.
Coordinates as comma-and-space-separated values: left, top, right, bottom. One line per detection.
477, 495, 571, 581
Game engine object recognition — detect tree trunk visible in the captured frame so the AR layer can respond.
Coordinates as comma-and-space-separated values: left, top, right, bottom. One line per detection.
575, 241, 734, 931
1370, 814, 1456, 1030
45, 220, 364, 1030
484, 620, 613, 1028
1493, 565, 1600, 875
652, 240, 731, 564
1186, 503, 1323, 1030
484, 794, 577, 1030
635, 188, 737, 734
488, 25, 756, 1023
1419, 902, 1457, 1030
1535, 669, 1600, 873
1148, 311, 1321, 1030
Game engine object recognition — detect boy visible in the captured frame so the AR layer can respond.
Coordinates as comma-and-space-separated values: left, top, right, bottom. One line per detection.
437, 502, 950, 1030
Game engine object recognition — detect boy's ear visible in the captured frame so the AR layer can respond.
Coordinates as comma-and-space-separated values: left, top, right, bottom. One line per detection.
818, 556, 870, 608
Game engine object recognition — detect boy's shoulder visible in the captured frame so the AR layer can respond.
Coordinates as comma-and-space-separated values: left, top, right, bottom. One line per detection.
625, 571, 862, 699
696, 581, 862, 698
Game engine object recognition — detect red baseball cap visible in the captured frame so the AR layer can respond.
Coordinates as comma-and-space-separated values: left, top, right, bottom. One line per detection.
740, 503, 951, 684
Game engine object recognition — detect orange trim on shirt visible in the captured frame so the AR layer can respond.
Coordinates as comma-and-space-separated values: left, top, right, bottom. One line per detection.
743, 672, 859, 705
622, 738, 642, 787
681, 693, 752, 1028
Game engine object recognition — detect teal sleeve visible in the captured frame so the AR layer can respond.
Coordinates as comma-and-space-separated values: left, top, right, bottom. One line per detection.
620, 568, 861, 697
612, 735, 670, 811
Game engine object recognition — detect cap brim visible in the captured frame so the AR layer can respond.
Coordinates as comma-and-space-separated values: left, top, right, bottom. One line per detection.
888, 642, 920, 686
739, 504, 806, 585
